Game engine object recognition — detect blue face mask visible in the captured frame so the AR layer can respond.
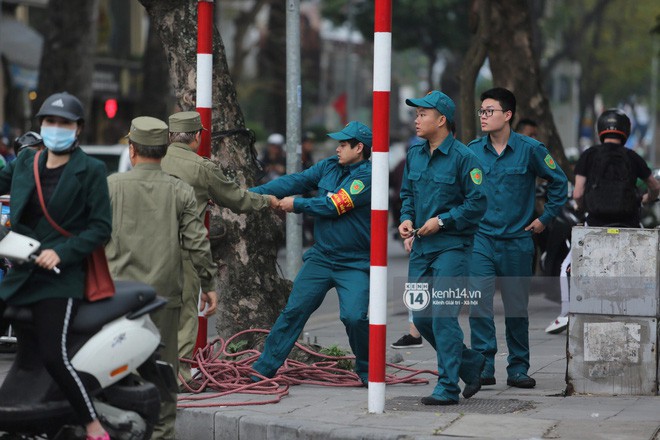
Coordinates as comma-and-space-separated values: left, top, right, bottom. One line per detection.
40, 126, 77, 152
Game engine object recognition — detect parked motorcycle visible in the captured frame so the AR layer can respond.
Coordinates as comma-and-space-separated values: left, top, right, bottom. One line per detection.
0, 196, 15, 350
0, 228, 174, 439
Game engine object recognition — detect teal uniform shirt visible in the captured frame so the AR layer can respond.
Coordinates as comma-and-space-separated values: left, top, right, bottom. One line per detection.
250, 156, 371, 381
251, 156, 371, 270
467, 131, 567, 238
399, 134, 487, 401
467, 130, 568, 380
400, 135, 487, 253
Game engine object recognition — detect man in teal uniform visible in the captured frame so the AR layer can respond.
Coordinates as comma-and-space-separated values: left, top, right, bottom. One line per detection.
251, 121, 372, 385
468, 87, 567, 388
399, 91, 487, 405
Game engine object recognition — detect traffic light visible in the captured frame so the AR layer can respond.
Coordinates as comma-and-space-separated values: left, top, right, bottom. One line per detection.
104, 98, 118, 119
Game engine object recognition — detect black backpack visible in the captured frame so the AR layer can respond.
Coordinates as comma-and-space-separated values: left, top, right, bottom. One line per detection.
583, 145, 639, 220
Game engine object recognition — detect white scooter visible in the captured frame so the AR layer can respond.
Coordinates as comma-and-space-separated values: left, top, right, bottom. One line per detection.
0, 228, 175, 439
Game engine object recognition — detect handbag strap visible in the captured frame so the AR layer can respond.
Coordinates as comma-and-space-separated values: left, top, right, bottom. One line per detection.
33, 150, 73, 238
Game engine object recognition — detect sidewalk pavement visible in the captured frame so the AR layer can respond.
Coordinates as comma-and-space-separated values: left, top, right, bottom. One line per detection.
0, 237, 657, 439
175, 239, 660, 440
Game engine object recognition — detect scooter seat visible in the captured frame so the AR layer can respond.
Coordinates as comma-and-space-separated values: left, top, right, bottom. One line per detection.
4, 280, 158, 333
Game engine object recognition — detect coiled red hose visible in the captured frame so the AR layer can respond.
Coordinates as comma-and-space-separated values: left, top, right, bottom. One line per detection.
177, 329, 437, 408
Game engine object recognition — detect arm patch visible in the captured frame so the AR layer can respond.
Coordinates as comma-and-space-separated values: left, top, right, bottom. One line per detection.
330, 188, 355, 215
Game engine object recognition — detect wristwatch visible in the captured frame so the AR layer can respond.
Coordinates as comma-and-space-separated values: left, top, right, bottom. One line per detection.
437, 216, 445, 229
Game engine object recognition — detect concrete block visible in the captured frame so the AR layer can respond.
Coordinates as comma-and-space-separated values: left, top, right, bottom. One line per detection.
570, 227, 660, 317
215, 412, 241, 440
238, 415, 270, 440
566, 314, 658, 395
438, 414, 556, 439
175, 408, 215, 440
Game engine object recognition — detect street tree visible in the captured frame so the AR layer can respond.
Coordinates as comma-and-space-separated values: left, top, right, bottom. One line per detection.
230, 0, 270, 82
138, 22, 171, 121
323, 0, 470, 92
34, 0, 100, 136
540, 0, 657, 136
257, 0, 287, 134
137, 0, 290, 338
459, 0, 574, 180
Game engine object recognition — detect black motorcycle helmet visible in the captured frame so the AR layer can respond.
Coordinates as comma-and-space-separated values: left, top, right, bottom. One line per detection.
13, 131, 43, 154
35, 92, 85, 123
597, 108, 630, 143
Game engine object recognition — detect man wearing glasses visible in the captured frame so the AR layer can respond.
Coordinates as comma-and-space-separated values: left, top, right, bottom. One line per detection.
467, 87, 567, 388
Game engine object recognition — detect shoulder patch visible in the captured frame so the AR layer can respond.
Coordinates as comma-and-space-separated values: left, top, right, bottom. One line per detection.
470, 168, 483, 185
544, 154, 557, 170
350, 179, 365, 195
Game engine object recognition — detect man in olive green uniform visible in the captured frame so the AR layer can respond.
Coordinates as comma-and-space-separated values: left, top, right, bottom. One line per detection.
161, 111, 277, 384
105, 116, 217, 440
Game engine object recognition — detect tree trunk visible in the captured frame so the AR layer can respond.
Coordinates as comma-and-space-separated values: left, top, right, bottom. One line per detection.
137, 1, 290, 339
257, 0, 287, 134
458, 0, 489, 143
485, 0, 574, 181
230, 0, 269, 82
459, 0, 573, 181
35, 0, 100, 140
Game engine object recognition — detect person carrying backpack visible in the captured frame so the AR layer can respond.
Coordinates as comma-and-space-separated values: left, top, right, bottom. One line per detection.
545, 108, 660, 334
574, 108, 659, 226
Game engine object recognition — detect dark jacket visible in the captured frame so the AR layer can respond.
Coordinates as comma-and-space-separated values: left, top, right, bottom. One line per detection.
0, 148, 112, 305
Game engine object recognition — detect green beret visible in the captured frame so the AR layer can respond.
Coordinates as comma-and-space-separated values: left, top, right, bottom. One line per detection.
128, 116, 168, 146
169, 111, 204, 133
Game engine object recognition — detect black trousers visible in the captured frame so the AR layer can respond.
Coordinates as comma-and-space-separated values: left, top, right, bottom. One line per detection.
31, 298, 97, 424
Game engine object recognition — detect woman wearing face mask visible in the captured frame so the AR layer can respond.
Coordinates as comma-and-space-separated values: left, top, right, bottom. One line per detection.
0, 92, 112, 440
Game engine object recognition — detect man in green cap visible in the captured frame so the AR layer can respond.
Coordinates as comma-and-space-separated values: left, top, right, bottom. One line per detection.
161, 111, 278, 386
250, 121, 373, 386
105, 116, 217, 440
399, 91, 487, 405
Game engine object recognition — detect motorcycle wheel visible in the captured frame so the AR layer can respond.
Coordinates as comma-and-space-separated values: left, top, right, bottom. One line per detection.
102, 374, 160, 440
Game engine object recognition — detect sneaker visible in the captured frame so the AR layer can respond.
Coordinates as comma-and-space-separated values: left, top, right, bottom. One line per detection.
507, 373, 536, 388
480, 377, 496, 386
545, 316, 568, 334
462, 355, 486, 399
390, 334, 423, 349
421, 395, 458, 406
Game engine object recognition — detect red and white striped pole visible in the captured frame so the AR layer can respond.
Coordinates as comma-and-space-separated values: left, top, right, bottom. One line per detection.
196, 0, 213, 160
368, 0, 391, 414
194, 0, 214, 357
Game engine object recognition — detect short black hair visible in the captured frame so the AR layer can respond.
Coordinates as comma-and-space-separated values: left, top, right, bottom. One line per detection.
130, 140, 167, 159
481, 87, 516, 123
515, 118, 538, 132
348, 138, 371, 160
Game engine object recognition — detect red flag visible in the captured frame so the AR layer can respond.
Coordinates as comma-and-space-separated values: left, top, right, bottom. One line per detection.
332, 92, 348, 125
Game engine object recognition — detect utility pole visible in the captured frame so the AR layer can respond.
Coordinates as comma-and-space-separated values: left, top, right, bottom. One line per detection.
285, 0, 302, 279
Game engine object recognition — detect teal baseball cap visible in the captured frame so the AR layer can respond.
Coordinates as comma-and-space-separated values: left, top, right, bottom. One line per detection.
327, 121, 372, 148
405, 90, 456, 124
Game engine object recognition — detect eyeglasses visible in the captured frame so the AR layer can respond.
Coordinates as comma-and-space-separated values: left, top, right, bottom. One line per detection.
477, 108, 507, 117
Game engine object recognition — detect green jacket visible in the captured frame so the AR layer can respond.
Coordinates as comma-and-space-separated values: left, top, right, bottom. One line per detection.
105, 163, 215, 308
161, 142, 270, 220
0, 148, 112, 305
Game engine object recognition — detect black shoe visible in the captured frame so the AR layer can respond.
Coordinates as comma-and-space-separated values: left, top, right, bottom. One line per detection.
421, 396, 459, 406
462, 356, 486, 399
390, 334, 423, 349
507, 373, 536, 388
480, 377, 496, 386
